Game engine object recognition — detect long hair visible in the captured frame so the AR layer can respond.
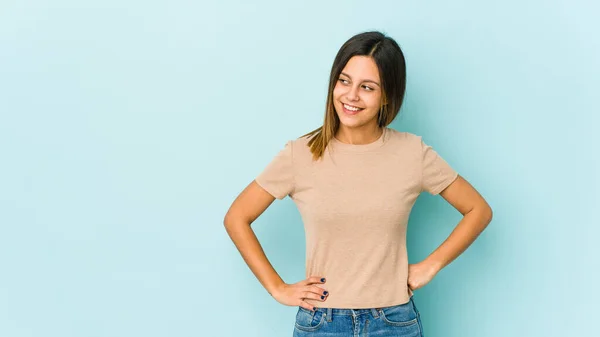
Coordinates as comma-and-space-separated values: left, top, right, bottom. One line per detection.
301, 31, 407, 160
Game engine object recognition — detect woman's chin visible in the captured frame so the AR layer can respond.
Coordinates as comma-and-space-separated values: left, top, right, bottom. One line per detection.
337, 115, 376, 128
339, 119, 369, 129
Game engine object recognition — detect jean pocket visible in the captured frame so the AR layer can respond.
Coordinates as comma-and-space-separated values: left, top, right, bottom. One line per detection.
378, 301, 419, 327
294, 307, 325, 332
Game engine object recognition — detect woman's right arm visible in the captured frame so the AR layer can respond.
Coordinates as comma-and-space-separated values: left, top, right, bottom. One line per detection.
223, 180, 328, 311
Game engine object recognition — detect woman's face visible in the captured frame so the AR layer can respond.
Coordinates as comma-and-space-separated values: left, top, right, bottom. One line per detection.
333, 55, 383, 130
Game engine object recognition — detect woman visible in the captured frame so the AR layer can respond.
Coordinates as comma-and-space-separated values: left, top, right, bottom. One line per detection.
224, 31, 493, 337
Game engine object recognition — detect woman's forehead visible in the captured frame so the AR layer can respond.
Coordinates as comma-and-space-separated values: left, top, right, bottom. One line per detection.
341, 56, 380, 83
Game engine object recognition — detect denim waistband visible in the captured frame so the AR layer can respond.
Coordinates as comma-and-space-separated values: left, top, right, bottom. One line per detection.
314, 296, 415, 323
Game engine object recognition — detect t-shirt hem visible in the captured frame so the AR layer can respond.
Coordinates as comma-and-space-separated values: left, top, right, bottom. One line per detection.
254, 178, 284, 200
308, 295, 412, 309
430, 171, 459, 195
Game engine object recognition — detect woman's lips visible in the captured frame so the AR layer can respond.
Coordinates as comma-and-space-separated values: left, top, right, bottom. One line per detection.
341, 103, 364, 115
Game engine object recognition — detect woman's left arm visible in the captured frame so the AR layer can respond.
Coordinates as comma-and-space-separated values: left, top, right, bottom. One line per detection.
408, 174, 493, 290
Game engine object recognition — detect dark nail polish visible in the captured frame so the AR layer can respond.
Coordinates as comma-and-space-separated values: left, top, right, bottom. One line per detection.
313, 307, 316, 311
321, 278, 326, 282
321, 295, 324, 299
323, 291, 328, 295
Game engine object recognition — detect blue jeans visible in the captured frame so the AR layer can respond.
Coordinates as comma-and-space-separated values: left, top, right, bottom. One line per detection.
293, 296, 424, 337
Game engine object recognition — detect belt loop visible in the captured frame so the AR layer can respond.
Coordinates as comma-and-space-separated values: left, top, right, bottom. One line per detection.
326, 308, 332, 322
371, 308, 379, 318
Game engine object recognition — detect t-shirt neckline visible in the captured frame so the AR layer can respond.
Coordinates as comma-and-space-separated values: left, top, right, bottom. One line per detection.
330, 127, 389, 153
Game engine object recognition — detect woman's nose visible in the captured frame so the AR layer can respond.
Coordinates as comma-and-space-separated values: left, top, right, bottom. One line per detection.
345, 85, 360, 101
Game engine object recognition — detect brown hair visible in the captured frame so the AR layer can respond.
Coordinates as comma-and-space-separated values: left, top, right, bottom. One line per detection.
300, 31, 407, 160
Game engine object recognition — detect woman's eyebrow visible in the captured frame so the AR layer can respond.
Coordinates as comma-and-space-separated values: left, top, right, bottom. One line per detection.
340, 72, 380, 87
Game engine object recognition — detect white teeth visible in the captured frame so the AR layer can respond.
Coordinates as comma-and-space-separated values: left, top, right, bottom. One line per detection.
343, 103, 362, 111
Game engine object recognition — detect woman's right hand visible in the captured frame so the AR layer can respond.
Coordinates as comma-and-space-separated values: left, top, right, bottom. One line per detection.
272, 276, 329, 311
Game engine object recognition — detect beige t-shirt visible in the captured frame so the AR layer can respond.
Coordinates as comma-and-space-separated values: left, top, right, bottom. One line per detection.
255, 127, 458, 309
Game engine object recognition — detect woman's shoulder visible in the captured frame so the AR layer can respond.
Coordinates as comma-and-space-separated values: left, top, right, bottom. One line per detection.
386, 127, 422, 138
385, 127, 423, 147
286, 133, 314, 161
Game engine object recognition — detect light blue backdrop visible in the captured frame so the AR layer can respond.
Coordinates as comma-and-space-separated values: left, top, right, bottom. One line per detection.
1, 0, 598, 336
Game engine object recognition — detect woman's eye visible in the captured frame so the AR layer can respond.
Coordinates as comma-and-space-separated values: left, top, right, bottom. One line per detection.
338, 79, 349, 84
363, 85, 373, 91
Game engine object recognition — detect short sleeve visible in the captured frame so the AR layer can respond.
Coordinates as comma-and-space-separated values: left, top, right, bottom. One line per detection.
420, 137, 458, 195
255, 140, 295, 200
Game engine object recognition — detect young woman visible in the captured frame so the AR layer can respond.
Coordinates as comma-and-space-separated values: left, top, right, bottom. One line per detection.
224, 31, 493, 337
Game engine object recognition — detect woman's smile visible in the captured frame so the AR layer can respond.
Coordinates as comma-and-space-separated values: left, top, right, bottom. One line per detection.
341, 102, 365, 115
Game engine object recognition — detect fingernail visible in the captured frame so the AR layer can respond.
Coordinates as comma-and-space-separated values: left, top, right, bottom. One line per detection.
313, 307, 317, 311
321, 278, 326, 282
321, 296, 324, 299
323, 291, 328, 295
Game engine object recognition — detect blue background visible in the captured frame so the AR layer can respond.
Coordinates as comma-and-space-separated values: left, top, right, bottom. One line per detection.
1, 0, 598, 336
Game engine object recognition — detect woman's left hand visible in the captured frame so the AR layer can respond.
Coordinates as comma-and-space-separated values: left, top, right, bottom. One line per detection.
407, 262, 439, 291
